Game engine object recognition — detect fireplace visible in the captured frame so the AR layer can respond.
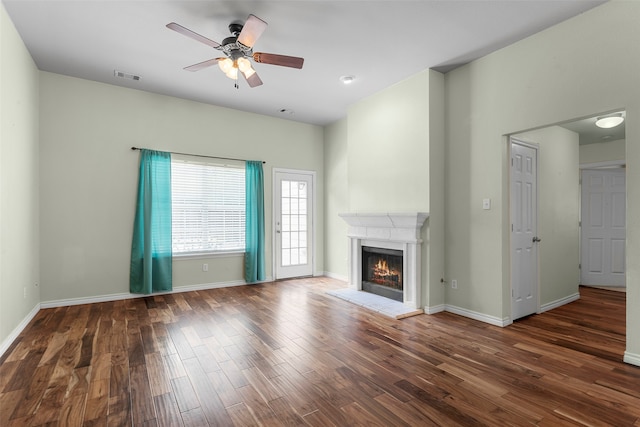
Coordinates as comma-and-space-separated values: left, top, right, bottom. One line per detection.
362, 246, 403, 302
339, 212, 428, 310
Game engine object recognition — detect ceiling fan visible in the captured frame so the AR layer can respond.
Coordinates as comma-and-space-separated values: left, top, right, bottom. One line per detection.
167, 14, 304, 88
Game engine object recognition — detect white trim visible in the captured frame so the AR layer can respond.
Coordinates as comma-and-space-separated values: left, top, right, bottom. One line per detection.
425, 304, 445, 314
580, 160, 625, 170
173, 251, 244, 260
0, 303, 40, 358
623, 351, 640, 367
445, 304, 512, 327
40, 278, 272, 309
539, 292, 580, 313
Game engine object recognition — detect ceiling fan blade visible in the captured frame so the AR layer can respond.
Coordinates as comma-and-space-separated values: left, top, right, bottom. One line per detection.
242, 69, 263, 88
183, 58, 222, 72
238, 14, 267, 49
167, 22, 221, 49
253, 52, 304, 69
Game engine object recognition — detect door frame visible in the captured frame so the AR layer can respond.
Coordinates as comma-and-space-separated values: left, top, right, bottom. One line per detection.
509, 137, 541, 321
272, 168, 317, 280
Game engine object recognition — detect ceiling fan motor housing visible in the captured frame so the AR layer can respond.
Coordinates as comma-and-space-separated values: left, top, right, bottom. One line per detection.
221, 36, 251, 60
228, 22, 243, 36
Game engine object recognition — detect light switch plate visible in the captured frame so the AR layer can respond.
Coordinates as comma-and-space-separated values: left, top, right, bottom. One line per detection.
482, 198, 491, 210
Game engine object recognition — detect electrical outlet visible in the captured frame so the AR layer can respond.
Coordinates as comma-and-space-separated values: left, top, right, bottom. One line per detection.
451, 280, 458, 289
202, 263, 208, 272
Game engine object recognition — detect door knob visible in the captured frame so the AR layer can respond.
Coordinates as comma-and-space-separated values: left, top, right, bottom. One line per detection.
533, 237, 541, 243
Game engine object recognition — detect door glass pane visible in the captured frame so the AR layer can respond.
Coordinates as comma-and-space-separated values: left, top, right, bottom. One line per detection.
282, 215, 290, 232
279, 177, 310, 269
282, 198, 290, 215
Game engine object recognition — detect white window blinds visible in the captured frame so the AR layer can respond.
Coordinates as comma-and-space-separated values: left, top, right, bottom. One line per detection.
171, 159, 245, 254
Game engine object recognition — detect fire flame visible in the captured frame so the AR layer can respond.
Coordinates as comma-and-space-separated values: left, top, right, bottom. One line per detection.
373, 259, 398, 278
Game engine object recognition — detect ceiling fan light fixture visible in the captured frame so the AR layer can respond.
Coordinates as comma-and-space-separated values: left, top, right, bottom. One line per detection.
595, 113, 624, 129
218, 58, 234, 73
225, 67, 238, 80
237, 57, 252, 72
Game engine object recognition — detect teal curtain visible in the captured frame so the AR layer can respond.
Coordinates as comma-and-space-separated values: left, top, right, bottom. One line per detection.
130, 149, 173, 293
245, 161, 265, 283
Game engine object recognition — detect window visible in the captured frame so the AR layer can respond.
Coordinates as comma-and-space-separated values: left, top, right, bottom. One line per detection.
171, 158, 245, 255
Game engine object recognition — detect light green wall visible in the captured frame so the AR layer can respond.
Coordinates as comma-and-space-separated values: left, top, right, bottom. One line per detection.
324, 69, 446, 308
323, 118, 348, 279
580, 139, 625, 164
39, 72, 324, 303
0, 5, 40, 346
347, 71, 429, 212
513, 126, 580, 307
427, 70, 446, 309
445, 1, 640, 361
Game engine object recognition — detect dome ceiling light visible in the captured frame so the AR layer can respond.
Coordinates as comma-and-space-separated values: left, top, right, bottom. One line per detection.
595, 113, 624, 129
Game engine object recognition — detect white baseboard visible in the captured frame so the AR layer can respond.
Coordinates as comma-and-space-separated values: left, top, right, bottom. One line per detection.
444, 304, 511, 327
40, 278, 270, 309
425, 304, 445, 314
0, 303, 40, 358
540, 292, 580, 313
624, 351, 640, 367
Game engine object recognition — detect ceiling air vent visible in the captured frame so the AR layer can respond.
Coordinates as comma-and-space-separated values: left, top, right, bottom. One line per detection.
114, 70, 141, 81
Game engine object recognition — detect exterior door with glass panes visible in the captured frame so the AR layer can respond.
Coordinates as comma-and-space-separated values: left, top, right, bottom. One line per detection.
274, 170, 314, 279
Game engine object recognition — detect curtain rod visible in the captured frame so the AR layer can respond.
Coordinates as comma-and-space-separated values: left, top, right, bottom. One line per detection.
131, 146, 265, 164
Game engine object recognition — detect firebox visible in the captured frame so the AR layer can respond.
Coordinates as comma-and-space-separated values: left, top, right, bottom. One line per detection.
361, 246, 403, 302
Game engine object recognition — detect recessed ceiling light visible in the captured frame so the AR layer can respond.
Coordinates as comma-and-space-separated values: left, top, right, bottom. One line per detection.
595, 113, 624, 129
339, 75, 356, 85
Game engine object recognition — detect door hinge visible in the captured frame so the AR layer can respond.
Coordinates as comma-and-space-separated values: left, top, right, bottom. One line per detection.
579, 263, 581, 269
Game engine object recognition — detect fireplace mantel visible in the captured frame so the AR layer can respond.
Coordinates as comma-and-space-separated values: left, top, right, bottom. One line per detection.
339, 212, 429, 242
339, 212, 429, 309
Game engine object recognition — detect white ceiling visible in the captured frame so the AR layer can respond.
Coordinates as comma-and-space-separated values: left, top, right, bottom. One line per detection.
3, 0, 607, 126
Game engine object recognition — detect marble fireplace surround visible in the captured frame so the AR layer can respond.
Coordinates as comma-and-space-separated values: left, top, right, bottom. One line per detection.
339, 212, 429, 310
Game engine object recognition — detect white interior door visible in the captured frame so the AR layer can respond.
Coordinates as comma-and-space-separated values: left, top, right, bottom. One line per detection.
580, 168, 626, 286
274, 170, 314, 279
511, 140, 539, 320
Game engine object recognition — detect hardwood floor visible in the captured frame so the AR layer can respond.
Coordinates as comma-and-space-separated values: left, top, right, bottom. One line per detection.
1, 278, 639, 426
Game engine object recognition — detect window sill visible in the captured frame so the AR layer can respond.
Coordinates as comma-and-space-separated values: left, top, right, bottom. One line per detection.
173, 251, 245, 260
